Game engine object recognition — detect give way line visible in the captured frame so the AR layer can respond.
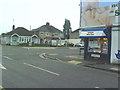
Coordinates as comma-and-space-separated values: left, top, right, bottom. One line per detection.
24, 63, 60, 76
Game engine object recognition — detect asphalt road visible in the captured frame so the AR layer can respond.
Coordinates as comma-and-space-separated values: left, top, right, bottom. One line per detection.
1, 46, 119, 88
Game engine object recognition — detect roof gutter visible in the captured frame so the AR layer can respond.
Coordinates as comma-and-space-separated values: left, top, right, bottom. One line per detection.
79, 24, 120, 29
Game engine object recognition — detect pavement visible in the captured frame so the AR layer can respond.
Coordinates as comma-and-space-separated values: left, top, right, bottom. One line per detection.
40, 50, 120, 74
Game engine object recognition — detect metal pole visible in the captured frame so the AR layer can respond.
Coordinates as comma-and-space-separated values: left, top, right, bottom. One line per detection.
79, 0, 82, 27
30, 25, 31, 31
13, 19, 14, 25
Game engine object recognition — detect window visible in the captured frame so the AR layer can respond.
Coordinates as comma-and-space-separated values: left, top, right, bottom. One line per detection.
46, 33, 49, 36
22, 38, 24, 42
40, 32, 44, 34
53, 33, 58, 36
55, 33, 58, 36
88, 38, 108, 54
19, 37, 21, 42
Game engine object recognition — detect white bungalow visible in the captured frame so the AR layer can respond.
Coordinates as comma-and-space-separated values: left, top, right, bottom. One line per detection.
1, 27, 40, 46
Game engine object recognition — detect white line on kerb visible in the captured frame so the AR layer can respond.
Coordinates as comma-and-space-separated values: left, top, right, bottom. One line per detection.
23, 63, 60, 76
3, 56, 14, 60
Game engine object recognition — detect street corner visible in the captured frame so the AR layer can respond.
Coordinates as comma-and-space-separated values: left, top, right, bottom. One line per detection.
66, 60, 83, 65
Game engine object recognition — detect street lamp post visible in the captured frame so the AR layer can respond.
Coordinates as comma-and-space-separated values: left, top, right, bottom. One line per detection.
79, 0, 83, 53
79, 0, 82, 27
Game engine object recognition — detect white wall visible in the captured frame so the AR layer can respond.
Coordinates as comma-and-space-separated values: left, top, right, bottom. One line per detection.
1, 36, 10, 45
69, 39, 82, 44
0, 44, 2, 85
111, 27, 120, 64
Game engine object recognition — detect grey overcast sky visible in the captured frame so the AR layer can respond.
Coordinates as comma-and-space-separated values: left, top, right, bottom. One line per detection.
0, 0, 119, 34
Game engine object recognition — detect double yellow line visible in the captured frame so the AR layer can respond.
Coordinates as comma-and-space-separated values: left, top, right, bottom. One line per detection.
39, 53, 46, 59
0, 85, 5, 90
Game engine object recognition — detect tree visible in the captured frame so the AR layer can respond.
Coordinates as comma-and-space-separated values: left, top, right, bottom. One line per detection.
63, 19, 72, 39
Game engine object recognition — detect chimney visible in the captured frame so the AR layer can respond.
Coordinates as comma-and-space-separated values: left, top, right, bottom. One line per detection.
12, 25, 15, 30
46, 22, 50, 26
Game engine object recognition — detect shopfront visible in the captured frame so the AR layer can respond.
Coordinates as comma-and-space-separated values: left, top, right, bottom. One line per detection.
79, 24, 120, 64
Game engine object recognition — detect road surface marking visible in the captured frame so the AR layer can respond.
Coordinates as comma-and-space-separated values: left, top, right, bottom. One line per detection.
69, 47, 78, 49
110, 68, 119, 71
3, 56, 13, 60
49, 54, 58, 56
39, 53, 46, 59
24, 63, 60, 76
67, 60, 82, 65
0, 85, 5, 90
94, 86, 100, 88
39, 55, 45, 59
65, 56, 79, 59
94, 87, 106, 90
0, 64, 6, 70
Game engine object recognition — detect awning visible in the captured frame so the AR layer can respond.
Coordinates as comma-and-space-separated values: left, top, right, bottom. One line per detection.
79, 28, 107, 38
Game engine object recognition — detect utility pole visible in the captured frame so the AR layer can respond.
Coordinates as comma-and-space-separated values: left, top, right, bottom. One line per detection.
13, 19, 14, 25
79, 0, 82, 27
30, 25, 31, 31
79, 0, 84, 48
12, 19, 15, 30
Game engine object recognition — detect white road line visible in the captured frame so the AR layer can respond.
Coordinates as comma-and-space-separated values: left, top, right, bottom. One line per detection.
0, 64, 6, 70
3, 56, 14, 60
0, 85, 5, 90
94, 87, 106, 90
24, 63, 60, 76
0, 85, 3, 89
94, 86, 100, 88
